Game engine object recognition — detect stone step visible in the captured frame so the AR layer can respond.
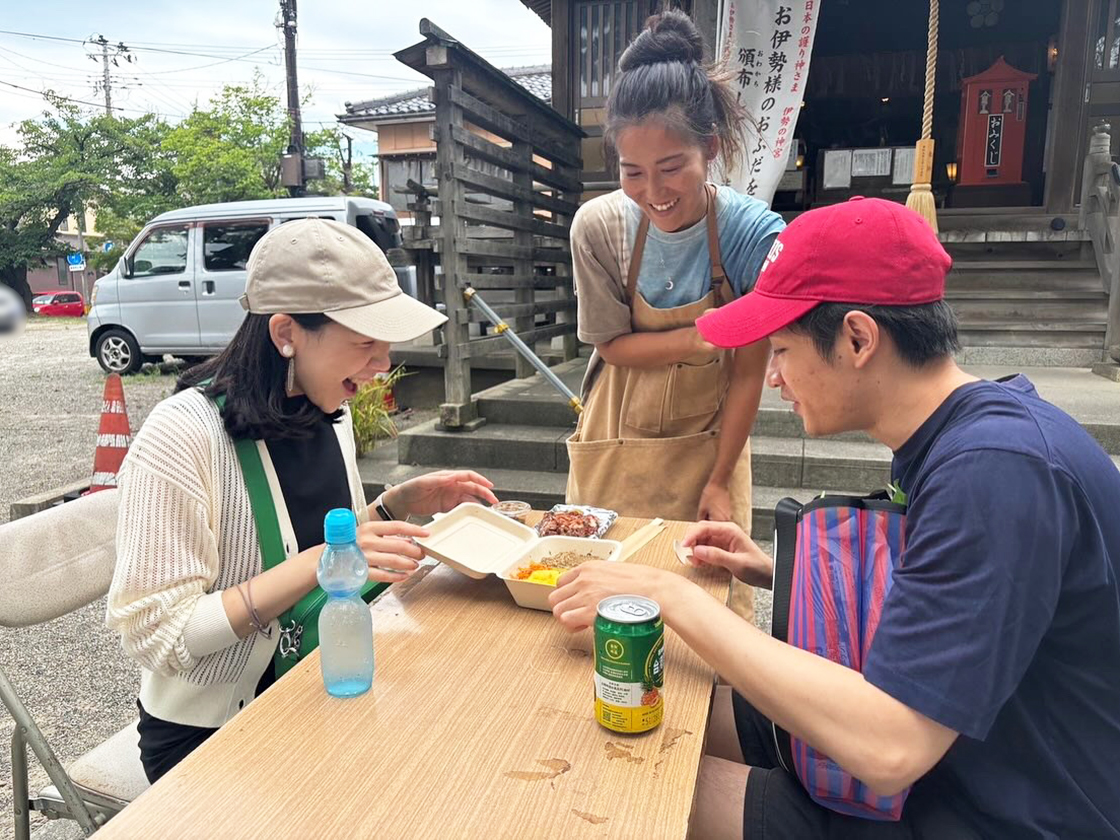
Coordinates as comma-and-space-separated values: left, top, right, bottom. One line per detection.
751, 486, 845, 538
360, 445, 570, 512
398, 416, 894, 490
398, 420, 572, 473
947, 271, 1104, 293
957, 328, 1104, 351
750, 437, 892, 490
476, 391, 580, 427
954, 346, 1105, 366
753, 371, 1120, 454
958, 319, 1106, 332
948, 289, 1106, 301
947, 258, 1095, 271
957, 303, 1109, 324
945, 241, 1086, 261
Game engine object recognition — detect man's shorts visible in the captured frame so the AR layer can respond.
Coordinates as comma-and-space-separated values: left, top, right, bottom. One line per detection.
732, 691, 983, 840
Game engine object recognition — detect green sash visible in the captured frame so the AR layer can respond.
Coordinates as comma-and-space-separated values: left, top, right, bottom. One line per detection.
213, 391, 387, 677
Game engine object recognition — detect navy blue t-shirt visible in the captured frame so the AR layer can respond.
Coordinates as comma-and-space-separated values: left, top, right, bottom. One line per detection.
863, 376, 1120, 839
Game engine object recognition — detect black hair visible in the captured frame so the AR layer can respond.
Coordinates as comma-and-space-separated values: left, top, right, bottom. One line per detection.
787, 301, 961, 367
176, 312, 341, 441
604, 9, 749, 173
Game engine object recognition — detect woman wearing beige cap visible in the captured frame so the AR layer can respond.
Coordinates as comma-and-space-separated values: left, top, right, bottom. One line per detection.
107, 218, 497, 782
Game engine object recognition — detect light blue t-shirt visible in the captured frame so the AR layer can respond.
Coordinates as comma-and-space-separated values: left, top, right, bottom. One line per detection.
626, 185, 784, 308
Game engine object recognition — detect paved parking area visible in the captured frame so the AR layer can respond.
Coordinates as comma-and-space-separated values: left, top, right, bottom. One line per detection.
0, 319, 176, 840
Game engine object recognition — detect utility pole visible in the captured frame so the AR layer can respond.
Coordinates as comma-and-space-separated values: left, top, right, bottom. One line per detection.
279, 0, 305, 196
341, 132, 353, 194
94, 35, 112, 115
87, 35, 133, 117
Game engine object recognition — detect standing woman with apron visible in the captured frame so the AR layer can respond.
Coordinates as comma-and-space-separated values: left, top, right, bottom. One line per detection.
567, 10, 784, 547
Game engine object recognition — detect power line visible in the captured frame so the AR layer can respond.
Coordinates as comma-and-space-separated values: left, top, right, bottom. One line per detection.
137, 45, 278, 75
0, 77, 182, 116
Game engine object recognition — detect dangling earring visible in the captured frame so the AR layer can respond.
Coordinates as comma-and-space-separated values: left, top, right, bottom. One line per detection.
281, 345, 296, 394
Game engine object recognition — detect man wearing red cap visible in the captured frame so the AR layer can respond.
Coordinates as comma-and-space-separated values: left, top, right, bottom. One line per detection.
551, 198, 1120, 838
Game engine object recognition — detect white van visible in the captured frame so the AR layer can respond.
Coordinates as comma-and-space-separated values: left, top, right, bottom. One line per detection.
87, 196, 408, 374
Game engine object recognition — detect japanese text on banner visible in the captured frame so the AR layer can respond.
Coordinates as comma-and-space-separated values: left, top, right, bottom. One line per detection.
718, 0, 819, 204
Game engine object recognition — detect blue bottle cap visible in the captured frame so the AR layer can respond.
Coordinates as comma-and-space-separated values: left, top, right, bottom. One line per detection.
323, 508, 357, 544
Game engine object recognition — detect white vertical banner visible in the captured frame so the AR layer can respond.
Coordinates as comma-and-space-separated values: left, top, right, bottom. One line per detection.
718, 0, 820, 204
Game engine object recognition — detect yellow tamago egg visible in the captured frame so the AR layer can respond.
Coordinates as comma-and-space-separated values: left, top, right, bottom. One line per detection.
526, 569, 562, 586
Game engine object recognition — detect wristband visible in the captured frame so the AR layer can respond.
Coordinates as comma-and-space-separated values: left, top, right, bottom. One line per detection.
375, 491, 397, 523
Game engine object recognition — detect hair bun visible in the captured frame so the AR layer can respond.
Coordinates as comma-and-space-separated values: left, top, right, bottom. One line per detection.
618, 9, 704, 72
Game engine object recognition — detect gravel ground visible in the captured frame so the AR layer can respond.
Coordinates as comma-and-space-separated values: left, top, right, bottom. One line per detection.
0, 319, 774, 839
0, 319, 178, 840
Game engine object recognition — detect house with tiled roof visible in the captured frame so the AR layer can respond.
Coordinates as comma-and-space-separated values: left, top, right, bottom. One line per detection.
339, 65, 551, 216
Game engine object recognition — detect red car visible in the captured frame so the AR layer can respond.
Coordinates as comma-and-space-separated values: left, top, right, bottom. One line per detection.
32, 291, 85, 317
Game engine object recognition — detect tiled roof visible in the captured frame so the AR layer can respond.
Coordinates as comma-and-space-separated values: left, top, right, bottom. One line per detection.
343, 65, 551, 120
520, 0, 551, 26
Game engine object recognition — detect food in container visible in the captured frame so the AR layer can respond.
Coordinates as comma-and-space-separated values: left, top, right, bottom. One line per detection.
501, 538, 622, 610
536, 504, 618, 539
511, 549, 601, 584
415, 504, 621, 611
491, 500, 531, 522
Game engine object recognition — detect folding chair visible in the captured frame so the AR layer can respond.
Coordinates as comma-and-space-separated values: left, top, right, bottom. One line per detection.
0, 489, 149, 838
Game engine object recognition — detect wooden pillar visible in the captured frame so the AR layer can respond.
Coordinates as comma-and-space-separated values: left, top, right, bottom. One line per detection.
555, 156, 581, 363
432, 53, 480, 430
552, 0, 574, 122
512, 140, 537, 379
691, 0, 721, 61
1044, 0, 1093, 213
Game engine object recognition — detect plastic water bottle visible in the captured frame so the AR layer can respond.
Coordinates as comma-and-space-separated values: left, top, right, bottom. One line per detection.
317, 508, 373, 697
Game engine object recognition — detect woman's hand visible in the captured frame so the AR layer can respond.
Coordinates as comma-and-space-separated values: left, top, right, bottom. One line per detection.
382, 470, 498, 518
690, 325, 718, 356
681, 520, 773, 588
697, 481, 733, 522
356, 520, 430, 583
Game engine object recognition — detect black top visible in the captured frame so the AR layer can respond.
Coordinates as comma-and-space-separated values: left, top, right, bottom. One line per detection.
264, 395, 353, 553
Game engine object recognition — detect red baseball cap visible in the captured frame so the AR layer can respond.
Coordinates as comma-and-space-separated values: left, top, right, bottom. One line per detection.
696, 197, 952, 348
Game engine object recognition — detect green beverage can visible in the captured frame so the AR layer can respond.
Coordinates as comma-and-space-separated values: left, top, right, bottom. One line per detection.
594, 595, 664, 733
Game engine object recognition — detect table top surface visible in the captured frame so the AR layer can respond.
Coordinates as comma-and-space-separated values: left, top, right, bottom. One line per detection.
97, 514, 730, 840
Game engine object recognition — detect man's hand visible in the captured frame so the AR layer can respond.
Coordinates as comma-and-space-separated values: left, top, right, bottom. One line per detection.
682, 520, 774, 588
548, 561, 678, 632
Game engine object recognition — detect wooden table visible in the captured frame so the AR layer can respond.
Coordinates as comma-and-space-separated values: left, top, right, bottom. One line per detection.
98, 516, 730, 839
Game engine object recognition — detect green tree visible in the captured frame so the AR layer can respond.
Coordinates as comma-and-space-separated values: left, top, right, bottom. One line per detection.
2, 81, 380, 299
162, 73, 289, 205
0, 98, 145, 307
304, 126, 379, 199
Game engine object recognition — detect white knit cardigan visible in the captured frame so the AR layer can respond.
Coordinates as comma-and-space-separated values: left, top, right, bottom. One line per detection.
106, 387, 369, 728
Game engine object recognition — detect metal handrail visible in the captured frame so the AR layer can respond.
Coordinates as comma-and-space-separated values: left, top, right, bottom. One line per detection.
462, 287, 583, 416
1079, 123, 1120, 365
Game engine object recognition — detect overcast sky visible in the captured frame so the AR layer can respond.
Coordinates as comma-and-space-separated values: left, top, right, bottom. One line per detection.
0, 0, 552, 157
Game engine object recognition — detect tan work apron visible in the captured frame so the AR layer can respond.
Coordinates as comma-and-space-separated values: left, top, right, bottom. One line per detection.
566, 184, 753, 534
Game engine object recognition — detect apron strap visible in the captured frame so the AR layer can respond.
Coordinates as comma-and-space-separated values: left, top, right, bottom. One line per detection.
625, 213, 650, 306
705, 183, 732, 306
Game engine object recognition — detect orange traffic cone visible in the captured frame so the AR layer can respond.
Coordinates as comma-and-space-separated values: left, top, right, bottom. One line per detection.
89, 374, 132, 493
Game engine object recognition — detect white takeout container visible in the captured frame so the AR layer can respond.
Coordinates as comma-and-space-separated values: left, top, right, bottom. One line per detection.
416, 503, 621, 610
500, 535, 621, 610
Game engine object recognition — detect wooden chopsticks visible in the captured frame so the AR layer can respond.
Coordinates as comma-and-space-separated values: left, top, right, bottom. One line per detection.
618, 518, 666, 561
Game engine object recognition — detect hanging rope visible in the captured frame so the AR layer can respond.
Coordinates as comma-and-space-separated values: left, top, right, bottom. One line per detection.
906, 0, 940, 232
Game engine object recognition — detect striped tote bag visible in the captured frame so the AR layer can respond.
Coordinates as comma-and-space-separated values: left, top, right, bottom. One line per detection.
771, 492, 909, 820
